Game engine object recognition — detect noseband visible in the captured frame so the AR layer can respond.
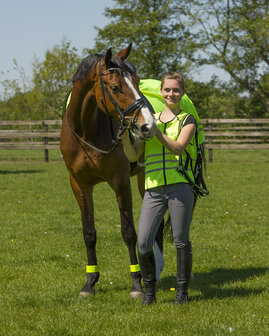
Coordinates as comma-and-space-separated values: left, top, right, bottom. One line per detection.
98, 58, 146, 136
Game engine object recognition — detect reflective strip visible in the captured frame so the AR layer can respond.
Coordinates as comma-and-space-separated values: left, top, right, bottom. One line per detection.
86, 265, 99, 273
145, 166, 192, 174
130, 264, 141, 272
146, 159, 178, 166
146, 153, 196, 162
146, 152, 176, 159
146, 153, 163, 159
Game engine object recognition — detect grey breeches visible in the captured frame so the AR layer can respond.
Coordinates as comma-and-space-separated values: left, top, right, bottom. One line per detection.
137, 183, 194, 254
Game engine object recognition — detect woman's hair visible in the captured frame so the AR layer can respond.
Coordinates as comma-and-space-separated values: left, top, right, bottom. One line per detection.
161, 71, 185, 90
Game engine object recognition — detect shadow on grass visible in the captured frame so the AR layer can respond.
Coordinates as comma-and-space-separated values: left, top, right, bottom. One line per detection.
0, 169, 45, 174
159, 267, 268, 300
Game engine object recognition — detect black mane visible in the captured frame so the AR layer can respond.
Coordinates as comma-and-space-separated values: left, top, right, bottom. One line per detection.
72, 53, 135, 83
72, 54, 102, 83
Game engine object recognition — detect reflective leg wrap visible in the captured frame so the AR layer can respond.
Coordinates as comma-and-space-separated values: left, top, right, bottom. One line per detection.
130, 264, 141, 273
86, 265, 99, 273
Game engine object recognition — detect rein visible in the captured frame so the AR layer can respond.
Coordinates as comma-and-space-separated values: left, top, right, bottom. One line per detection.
67, 58, 146, 155
66, 108, 120, 154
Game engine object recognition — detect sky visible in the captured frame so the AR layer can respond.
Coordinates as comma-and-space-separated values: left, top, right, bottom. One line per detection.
0, 0, 228, 92
0, 0, 112, 85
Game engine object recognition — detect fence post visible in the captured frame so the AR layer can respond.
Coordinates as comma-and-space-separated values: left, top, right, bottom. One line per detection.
44, 123, 49, 162
208, 123, 213, 162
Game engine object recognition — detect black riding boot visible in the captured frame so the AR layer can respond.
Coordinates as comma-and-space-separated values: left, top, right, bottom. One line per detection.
174, 241, 193, 304
138, 250, 156, 305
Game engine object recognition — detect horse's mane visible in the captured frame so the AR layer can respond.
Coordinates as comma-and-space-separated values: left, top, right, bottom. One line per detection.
72, 53, 135, 83
72, 54, 102, 83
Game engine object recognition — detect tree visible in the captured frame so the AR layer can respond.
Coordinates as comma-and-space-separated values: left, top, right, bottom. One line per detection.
0, 39, 81, 120
0, 60, 42, 120
86, 0, 195, 79
185, 78, 237, 118
180, 0, 269, 115
32, 39, 80, 118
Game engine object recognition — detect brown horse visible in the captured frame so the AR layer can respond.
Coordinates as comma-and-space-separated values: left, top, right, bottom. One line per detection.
60, 44, 156, 298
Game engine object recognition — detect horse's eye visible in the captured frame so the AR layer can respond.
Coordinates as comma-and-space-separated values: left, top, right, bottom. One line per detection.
111, 85, 119, 94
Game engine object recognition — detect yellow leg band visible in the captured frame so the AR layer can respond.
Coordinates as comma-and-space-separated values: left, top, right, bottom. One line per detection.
86, 265, 99, 273
130, 264, 141, 272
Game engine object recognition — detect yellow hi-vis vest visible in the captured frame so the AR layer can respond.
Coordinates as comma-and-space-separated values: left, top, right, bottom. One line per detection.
139, 79, 205, 146
145, 112, 197, 190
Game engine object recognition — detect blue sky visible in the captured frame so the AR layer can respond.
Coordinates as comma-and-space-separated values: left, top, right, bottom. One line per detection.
0, 0, 228, 90
0, 0, 112, 83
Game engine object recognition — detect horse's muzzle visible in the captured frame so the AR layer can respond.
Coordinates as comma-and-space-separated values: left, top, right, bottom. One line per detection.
133, 122, 156, 140
141, 124, 153, 138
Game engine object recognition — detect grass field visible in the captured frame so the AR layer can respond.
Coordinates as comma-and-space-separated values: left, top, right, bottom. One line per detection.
0, 149, 268, 336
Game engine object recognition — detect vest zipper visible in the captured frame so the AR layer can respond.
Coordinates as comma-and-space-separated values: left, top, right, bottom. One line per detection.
162, 124, 167, 185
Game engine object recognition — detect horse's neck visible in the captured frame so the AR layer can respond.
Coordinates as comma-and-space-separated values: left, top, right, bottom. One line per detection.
69, 89, 119, 146
81, 93, 98, 133
69, 87, 97, 133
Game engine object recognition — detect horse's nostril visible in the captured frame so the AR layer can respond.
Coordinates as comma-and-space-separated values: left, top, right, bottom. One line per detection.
141, 124, 149, 134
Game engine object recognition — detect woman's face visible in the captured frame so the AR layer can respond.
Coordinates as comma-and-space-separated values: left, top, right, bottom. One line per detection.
160, 78, 184, 108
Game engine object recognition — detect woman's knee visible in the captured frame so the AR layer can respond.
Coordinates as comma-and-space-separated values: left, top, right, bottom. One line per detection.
173, 234, 189, 249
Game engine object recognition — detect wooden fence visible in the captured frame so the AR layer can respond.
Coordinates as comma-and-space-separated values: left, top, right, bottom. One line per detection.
0, 120, 62, 162
0, 119, 269, 162
201, 118, 269, 161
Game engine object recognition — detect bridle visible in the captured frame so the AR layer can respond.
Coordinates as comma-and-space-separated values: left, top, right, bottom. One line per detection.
98, 57, 146, 137
67, 58, 147, 154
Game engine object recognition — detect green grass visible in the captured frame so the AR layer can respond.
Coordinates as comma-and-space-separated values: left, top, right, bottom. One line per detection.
0, 149, 268, 336
0, 149, 63, 162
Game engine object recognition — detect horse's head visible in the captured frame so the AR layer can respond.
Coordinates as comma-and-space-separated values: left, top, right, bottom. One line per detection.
95, 44, 156, 140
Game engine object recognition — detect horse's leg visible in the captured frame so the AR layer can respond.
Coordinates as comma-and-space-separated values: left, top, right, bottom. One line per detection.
137, 172, 165, 282
69, 173, 99, 297
109, 173, 144, 298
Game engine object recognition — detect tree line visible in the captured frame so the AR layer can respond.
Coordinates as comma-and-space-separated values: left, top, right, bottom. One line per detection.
0, 0, 268, 120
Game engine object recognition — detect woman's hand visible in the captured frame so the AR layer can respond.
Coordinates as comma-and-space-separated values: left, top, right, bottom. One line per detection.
155, 123, 196, 155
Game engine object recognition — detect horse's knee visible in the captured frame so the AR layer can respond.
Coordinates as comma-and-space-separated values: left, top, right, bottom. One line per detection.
83, 228, 97, 247
121, 225, 137, 245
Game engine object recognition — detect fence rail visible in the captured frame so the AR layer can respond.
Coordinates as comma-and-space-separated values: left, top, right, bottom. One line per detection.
201, 118, 269, 161
0, 120, 62, 161
0, 119, 269, 162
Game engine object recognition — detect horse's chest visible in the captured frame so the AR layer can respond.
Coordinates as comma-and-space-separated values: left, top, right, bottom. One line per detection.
72, 151, 127, 184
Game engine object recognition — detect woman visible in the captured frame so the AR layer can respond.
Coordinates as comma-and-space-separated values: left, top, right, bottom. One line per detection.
121, 72, 196, 305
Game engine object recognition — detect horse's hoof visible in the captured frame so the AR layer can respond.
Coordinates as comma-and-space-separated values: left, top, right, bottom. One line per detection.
79, 289, 95, 298
130, 290, 144, 299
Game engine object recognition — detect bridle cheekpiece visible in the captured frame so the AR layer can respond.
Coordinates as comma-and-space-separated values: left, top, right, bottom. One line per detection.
98, 57, 146, 136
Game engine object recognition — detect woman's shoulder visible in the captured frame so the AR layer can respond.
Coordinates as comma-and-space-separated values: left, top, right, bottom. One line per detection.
184, 114, 197, 126
177, 112, 197, 127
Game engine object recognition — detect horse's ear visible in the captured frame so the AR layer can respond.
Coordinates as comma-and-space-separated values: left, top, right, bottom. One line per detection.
116, 43, 132, 61
105, 48, 113, 67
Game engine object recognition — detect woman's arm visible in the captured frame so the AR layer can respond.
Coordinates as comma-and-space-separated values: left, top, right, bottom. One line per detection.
155, 122, 196, 155
121, 131, 145, 162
